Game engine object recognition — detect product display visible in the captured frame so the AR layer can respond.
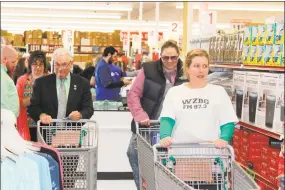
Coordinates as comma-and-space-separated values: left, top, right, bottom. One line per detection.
232, 71, 246, 119
256, 73, 279, 129
242, 72, 260, 124
273, 73, 285, 134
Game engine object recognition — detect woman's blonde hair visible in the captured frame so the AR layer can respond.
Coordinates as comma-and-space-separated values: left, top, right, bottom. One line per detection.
85, 61, 93, 68
183, 49, 210, 79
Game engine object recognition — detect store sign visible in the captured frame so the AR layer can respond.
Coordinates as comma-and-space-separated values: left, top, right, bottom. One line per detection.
63, 30, 74, 56
148, 31, 158, 47
123, 38, 128, 51
120, 31, 163, 42
132, 34, 142, 52
230, 19, 252, 32
164, 23, 180, 44
200, 11, 217, 37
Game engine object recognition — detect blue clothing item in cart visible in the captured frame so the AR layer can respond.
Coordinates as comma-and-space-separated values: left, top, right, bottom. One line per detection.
151, 132, 160, 145
24, 153, 52, 190
39, 153, 60, 190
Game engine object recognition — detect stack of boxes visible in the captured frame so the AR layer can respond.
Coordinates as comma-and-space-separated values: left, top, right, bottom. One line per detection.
243, 23, 284, 67
233, 128, 280, 186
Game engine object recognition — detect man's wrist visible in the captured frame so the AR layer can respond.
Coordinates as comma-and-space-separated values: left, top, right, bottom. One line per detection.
39, 113, 46, 118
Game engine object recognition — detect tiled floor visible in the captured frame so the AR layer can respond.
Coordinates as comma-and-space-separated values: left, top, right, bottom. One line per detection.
97, 180, 137, 190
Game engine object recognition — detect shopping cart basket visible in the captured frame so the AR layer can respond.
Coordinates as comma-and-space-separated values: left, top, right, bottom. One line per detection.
37, 119, 98, 190
136, 120, 160, 190
153, 143, 260, 190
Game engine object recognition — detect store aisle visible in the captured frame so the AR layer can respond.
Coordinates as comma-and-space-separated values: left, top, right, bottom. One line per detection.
97, 180, 137, 190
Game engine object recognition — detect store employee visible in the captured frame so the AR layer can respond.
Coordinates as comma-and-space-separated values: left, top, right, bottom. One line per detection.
95, 46, 131, 101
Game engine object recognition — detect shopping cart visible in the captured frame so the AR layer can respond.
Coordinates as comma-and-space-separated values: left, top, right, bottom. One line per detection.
153, 143, 260, 190
37, 119, 98, 190
136, 120, 160, 190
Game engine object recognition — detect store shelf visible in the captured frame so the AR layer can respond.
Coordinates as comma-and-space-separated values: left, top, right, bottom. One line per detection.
238, 121, 284, 140
74, 45, 122, 47
238, 163, 279, 190
74, 52, 101, 54
210, 64, 284, 72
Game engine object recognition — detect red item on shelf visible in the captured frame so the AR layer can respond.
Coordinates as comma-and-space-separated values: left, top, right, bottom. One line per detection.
278, 156, 284, 176
269, 167, 278, 176
261, 162, 270, 170
269, 158, 279, 169
233, 141, 240, 149
271, 149, 280, 159
242, 137, 268, 145
260, 169, 268, 178
262, 147, 272, 155
268, 174, 278, 184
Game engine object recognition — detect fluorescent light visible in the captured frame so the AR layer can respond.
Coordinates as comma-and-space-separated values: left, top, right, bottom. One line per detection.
1, 2, 133, 11
1, 12, 121, 19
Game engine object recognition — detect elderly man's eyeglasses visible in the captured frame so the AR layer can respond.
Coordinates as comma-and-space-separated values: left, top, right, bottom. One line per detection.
54, 61, 71, 69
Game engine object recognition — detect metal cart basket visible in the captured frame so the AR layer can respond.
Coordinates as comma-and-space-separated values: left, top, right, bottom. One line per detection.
153, 143, 260, 190
37, 119, 99, 190
136, 120, 160, 190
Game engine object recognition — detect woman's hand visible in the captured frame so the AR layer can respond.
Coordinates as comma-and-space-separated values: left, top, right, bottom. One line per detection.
160, 137, 172, 148
214, 139, 228, 148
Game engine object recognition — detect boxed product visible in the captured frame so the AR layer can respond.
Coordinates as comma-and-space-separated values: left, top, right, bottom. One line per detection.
242, 45, 251, 65
249, 45, 258, 65
272, 44, 283, 66
251, 26, 259, 45
282, 44, 285, 66
264, 45, 273, 66
232, 71, 246, 119
275, 23, 284, 45
273, 73, 284, 134
257, 45, 265, 65
244, 27, 252, 45
258, 25, 266, 45
256, 73, 279, 129
265, 24, 276, 45
242, 72, 260, 125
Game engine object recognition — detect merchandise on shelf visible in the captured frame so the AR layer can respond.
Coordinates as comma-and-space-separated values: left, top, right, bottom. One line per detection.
249, 45, 258, 65
273, 73, 285, 134
244, 26, 252, 45
258, 25, 266, 45
265, 24, 276, 45
251, 26, 259, 46
242, 45, 251, 65
232, 71, 246, 119
272, 44, 283, 66
275, 23, 284, 45
264, 45, 273, 66
257, 45, 265, 65
242, 72, 260, 125
256, 73, 279, 129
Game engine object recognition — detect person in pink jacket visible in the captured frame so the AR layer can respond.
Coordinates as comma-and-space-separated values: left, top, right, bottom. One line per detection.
16, 51, 49, 141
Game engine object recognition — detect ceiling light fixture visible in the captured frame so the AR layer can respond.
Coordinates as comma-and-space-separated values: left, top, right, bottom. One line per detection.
1, 2, 133, 11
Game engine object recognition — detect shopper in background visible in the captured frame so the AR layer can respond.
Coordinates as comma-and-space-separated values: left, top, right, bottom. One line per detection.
12, 53, 30, 84
90, 55, 102, 88
72, 64, 83, 75
16, 51, 49, 141
81, 61, 95, 82
27, 48, 93, 128
127, 40, 186, 189
1, 45, 20, 118
159, 49, 238, 148
95, 46, 131, 101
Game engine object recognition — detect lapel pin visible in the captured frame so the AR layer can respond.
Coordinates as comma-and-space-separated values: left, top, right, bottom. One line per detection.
74, 85, 77, 90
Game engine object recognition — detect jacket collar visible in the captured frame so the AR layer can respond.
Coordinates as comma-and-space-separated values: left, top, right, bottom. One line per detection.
156, 58, 183, 78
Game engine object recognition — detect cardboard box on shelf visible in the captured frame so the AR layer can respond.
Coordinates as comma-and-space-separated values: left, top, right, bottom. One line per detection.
74, 31, 82, 39
256, 73, 279, 129
275, 23, 284, 45
25, 38, 33, 44
58, 38, 62, 45
32, 30, 43, 39
74, 38, 81, 46
32, 38, 42, 45
249, 45, 258, 65
264, 45, 273, 66
81, 38, 90, 46
272, 44, 283, 66
44, 31, 54, 39
242, 45, 251, 65
256, 45, 265, 65
244, 27, 252, 45
42, 38, 48, 45
24, 30, 33, 39
47, 38, 55, 45
1, 30, 8, 36
242, 72, 260, 125
258, 25, 266, 45
232, 71, 246, 119
273, 73, 284, 134
251, 26, 259, 46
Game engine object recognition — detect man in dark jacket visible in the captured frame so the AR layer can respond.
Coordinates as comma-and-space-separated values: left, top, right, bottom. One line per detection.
127, 40, 186, 189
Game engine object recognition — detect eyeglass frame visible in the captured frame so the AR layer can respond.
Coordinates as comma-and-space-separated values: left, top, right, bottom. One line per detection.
54, 61, 72, 69
161, 56, 179, 62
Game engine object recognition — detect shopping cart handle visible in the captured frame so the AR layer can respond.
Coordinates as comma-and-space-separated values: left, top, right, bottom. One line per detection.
153, 143, 235, 162
135, 120, 160, 133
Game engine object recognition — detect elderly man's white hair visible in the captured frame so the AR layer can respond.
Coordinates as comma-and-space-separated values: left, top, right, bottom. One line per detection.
53, 48, 73, 62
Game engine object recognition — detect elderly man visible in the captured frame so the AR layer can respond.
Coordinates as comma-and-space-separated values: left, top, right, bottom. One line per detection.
1, 45, 19, 117
28, 47, 93, 125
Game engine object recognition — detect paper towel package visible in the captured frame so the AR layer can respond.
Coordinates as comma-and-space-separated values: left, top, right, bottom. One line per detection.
256, 73, 279, 129
232, 71, 246, 119
273, 73, 284, 134
242, 72, 260, 125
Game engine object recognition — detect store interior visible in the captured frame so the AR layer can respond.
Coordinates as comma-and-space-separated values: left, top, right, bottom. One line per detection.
1, 1, 284, 190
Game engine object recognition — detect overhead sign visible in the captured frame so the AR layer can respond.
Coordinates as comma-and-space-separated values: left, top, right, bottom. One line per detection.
148, 31, 158, 47
200, 11, 217, 37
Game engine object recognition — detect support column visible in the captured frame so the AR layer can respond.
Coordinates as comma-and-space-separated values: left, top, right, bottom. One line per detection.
182, 2, 193, 57
127, 11, 131, 57
139, 2, 143, 54
155, 2, 159, 53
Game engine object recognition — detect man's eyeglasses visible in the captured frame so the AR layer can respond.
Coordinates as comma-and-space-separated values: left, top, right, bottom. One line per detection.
54, 61, 71, 69
161, 56, 179, 61
32, 63, 44, 67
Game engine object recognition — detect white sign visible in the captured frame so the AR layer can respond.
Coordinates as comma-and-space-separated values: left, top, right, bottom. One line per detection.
200, 11, 217, 37
164, 23, 180, 45
63, 30, 74, 56
120, 31, 128, 42
123, 38, 128, 52
148, 31, 158, 47
132, 35, 141, 52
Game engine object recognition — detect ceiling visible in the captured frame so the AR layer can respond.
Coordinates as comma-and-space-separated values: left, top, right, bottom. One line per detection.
1, 2, 284, 34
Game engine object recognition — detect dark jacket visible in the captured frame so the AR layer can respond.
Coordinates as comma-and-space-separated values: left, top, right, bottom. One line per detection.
27, 73, 93, 122
131, 58, 186, 133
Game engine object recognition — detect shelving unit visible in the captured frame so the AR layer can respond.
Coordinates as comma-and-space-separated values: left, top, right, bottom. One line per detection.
210, 64, 284, 72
